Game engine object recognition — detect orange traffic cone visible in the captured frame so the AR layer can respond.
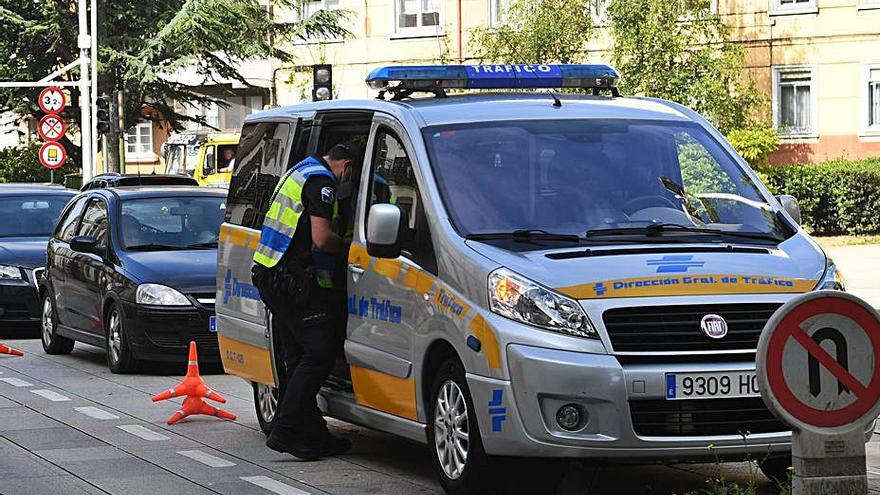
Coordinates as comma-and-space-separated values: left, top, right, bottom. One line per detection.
151, 341, 236, 425
0, 342, 23, 356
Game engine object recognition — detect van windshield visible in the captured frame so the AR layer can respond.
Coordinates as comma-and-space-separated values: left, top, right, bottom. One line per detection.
423, 119, 788, 245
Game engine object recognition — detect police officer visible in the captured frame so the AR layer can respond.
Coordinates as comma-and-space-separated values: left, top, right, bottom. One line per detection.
252, 143, 357, 460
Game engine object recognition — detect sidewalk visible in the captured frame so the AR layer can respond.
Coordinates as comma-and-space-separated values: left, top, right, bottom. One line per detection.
822, 244, 880, 308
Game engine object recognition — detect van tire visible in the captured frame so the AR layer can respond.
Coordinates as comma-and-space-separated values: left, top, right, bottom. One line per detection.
427, 358, 497, 495
254, 382, 280, 436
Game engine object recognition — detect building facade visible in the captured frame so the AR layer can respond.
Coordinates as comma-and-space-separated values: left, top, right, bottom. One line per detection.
277, 0, 880, 164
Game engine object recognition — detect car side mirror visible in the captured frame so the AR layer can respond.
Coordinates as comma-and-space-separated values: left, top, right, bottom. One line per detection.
776, 194, 802, 225
70, 235, 104, 257
366, 204, 407, 259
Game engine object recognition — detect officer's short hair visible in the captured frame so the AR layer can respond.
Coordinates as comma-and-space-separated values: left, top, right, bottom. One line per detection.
327, 142, 361, 162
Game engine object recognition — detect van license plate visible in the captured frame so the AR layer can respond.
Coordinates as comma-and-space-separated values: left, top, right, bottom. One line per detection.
209, 316, 217, 333
666, 371, 759, 400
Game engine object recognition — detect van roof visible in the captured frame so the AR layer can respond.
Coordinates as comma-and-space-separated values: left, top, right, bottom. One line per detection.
247, 93, 692, 128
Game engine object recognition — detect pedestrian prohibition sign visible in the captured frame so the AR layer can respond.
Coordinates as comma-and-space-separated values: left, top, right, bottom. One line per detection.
38, 115, 67, 142
757, 291, 880, 433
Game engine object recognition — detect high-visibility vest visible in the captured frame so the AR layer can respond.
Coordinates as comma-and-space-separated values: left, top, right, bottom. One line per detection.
253, 156, 335, 269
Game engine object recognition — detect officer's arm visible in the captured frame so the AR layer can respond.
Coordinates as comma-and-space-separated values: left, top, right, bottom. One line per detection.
311, 216, 349, 253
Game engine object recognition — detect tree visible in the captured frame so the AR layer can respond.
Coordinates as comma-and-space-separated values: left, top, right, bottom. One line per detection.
0, 0, 347, 171
607, 0, 764, 134
470, 0, 596, 64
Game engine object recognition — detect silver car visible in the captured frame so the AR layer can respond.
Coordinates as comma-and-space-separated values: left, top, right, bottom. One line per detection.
215, 64, 852, 494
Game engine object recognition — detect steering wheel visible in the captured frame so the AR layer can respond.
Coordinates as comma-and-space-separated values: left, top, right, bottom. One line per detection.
622, 195, 678, 215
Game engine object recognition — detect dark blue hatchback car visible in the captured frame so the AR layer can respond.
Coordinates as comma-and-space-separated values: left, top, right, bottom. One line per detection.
40, 186, 226, 373
0, 184, 76, 330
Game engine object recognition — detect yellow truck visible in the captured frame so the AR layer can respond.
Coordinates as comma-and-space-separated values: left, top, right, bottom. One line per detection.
162, 131, 240, 188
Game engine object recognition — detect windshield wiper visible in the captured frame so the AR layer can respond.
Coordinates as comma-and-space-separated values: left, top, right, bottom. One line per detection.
186, 241, 218, 249
466, 229, 582, 242
125, 243, 188, 251
586, 223, 784, 243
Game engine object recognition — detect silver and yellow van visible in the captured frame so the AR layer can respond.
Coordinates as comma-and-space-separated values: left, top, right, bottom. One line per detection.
215, 64, 854, 494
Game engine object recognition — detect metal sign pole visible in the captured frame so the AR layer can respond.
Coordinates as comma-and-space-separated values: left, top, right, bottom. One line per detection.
90, 0, 98, 175
77, 0, 93, 182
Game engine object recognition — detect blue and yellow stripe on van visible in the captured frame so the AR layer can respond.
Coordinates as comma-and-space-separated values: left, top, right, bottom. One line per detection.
346, 242, 503, 420
557, 273, 819, 300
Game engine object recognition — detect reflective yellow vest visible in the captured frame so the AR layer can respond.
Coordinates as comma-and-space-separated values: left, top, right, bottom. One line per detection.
253, 157, 336, 269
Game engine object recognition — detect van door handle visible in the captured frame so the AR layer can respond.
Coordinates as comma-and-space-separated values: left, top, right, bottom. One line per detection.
348, 263, 365, 275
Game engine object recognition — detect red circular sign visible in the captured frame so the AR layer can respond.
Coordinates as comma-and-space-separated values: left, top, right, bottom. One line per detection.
38, 115, 68, 142
759, 292, 880, 431
39, 142, 67, 169
38, 87, 66, 114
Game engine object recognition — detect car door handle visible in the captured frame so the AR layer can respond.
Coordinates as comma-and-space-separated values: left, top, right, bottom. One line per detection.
348, 263, 365, 275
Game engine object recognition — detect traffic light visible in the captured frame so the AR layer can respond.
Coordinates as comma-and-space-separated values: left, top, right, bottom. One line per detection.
312, 64, 332, 102
95, 95, 110, 134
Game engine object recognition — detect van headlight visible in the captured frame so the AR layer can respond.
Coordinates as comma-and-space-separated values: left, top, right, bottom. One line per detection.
0, 265, 22, 280
489, 268, 597, 338
136, 284, 191, 306
818, 258, 846, 291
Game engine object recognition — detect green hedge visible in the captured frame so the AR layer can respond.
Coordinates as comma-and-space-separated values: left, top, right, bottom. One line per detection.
757, 158, 880, 236
0, 144, 78, 184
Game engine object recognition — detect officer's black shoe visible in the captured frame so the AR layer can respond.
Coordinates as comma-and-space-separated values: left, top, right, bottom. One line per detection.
266, 433, 322, 461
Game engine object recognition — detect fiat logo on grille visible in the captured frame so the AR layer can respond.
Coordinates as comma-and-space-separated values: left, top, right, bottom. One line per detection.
700, 314, 728, 339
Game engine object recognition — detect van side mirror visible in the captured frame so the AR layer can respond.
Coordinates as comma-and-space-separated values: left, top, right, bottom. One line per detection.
776, 195, 802, 225
366, 204, 407, 259
70, 235, 98, 255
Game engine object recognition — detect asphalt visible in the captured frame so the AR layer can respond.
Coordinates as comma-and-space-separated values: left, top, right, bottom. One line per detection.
824, 244, 880, 309
0, 337, 879, 495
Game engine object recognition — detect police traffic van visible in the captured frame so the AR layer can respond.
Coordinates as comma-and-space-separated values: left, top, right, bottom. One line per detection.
215, 64, 853, 494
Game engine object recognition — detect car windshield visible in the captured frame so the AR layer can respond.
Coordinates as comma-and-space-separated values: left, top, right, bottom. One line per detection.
423, 119, 787, 245
120, 196, 226, 250
0, 195, 72, 237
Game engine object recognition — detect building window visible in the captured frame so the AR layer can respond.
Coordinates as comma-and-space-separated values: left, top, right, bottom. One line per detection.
295, 0, 342, 42
125, 123, 153, 156
773, 67, 816, 137
866, 65, 880, 133
488, 0, 508, 26
395, 0, 441, 37
770, 0, 817, 15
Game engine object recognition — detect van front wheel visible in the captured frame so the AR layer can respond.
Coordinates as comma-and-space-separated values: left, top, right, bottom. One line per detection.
428, 358, 496, 495
254, 382, 279, 436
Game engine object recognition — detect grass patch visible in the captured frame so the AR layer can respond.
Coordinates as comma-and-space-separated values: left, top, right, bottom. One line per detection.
814, 235, 880, 248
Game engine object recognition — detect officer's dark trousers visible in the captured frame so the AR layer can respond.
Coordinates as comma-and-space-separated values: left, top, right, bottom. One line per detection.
268, 290, 345, 442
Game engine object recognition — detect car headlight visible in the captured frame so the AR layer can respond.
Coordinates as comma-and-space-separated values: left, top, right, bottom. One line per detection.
818, 258, 846, 291
0, 265, 22, 280
136, 284, 191, 306
489, 268, 597, 338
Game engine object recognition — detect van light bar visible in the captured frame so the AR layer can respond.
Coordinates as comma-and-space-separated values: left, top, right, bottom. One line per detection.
365, 64, 619, 91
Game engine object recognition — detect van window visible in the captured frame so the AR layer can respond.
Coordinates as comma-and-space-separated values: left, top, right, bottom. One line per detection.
202, 145, 216, 177
225, 122, 291, 229
367, 129, 437, 274
55, 196, 87, 242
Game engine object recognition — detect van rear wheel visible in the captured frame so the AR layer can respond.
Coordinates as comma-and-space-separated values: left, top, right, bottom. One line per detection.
428, 358, 496, 495
254, 382, 279, 436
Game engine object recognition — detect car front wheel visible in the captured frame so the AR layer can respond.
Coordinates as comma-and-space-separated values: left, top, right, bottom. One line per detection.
105, 303, 137, 373
41, 292, 74, 355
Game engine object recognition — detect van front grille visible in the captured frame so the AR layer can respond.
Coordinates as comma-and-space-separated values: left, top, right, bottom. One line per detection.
630, 398, 787, 437
603, 303, 782, 353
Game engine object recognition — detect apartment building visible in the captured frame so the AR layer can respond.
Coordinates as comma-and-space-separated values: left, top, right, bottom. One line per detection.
278, 0, 880, 164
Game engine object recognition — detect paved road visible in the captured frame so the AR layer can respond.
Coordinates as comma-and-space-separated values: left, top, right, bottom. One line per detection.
824, 244, 880, 308
1, 336, 879, 495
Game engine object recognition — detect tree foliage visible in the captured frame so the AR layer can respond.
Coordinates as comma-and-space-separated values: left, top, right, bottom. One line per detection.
470, 0, 595, 64
0, 0, 347, 135
607, 0, 764, 134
